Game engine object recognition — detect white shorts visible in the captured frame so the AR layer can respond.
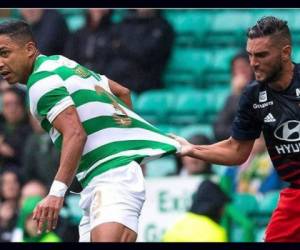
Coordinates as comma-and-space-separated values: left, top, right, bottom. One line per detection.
78, 161, 146, 242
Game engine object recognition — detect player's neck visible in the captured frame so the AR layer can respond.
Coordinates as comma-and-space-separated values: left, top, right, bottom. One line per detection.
268, 61, 294, 91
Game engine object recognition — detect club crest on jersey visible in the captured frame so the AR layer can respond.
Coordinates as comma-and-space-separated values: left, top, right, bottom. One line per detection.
259, 91, 267, 103
95, 86, 132, 127
74, 65, 91, 78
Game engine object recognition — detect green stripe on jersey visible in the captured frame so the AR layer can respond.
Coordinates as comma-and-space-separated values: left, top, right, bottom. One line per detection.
79, 155, 146, 188
33, 55, 60, 72
37, 87, 70, 117
28, 66, 97, 88
78, 140, 176, 172
71, 89, 128, 109
82, 116, 160, 135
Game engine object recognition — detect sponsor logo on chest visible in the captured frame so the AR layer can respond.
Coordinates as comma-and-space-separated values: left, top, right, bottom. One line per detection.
273, 120, 300, 154
253, 90, 274, 109
259, 90, 267, 102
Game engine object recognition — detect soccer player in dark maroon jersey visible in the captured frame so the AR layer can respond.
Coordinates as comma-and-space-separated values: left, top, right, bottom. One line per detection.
173, 16, 300, 242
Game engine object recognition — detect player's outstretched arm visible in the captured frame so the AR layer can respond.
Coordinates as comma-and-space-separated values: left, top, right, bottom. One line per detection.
108, 79, 133, 109
173, 135, 255, 166
32, 106, 87, 234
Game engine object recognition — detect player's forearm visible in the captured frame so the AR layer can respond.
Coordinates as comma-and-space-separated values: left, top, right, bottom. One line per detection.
189, 139, 251, 166
108, 79, 133, 109
54, 130, 87, 187
118, 88, 132, 109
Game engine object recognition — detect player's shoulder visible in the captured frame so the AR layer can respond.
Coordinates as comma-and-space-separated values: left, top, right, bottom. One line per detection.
241, 80, 262, 99
28, 55, 78, 88
34, 54, 77, 73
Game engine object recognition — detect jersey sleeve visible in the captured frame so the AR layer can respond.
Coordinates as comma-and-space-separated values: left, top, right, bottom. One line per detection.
28, 71, 75, 123
231, 88, 262, 140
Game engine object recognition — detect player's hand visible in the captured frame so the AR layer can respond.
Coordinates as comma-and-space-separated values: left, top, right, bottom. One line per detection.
168, 134, 194, 156
32, 195, 64, 234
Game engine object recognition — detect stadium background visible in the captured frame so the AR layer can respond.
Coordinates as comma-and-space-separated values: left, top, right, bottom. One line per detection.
0, 9, 297, 242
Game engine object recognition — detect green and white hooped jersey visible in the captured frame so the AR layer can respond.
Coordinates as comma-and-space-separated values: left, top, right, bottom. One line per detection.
27, 55, 181, 187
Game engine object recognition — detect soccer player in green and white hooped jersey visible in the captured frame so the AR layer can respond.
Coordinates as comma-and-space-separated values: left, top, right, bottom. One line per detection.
0, 20, 180, 242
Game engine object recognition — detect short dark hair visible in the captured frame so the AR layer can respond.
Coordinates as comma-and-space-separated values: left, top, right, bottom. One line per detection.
247, 16, 291, 45
0, 19, 35, 44
3, 86, 27, 108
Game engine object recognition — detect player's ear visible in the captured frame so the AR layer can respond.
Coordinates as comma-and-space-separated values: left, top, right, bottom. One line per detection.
25, 41, 37, 58
281, 44, 291, 62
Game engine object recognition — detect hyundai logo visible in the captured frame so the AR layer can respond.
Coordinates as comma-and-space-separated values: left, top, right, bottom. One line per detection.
274, 120, 300, 142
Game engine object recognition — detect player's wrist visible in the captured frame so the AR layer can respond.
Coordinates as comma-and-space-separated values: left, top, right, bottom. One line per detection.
49, 180, 68, 197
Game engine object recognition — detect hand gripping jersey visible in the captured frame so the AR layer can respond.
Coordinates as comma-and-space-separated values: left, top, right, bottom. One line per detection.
27, 55, 180, 187
232, 63, 300, 186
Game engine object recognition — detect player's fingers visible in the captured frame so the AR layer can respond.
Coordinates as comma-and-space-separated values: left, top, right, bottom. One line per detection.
167, 133, 177, 139
32, 205, 41, 221
37, 207, 48, 234
52, 209, 60, 230
46, 208, 54, 232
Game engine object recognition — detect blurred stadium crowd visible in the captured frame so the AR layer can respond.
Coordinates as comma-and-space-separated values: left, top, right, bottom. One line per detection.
0, 8, 296, 242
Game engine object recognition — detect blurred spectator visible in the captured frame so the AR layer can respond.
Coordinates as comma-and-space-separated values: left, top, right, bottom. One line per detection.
12, 196, 61, 242
0, 87, 32, 169
18, 180, 79, 242
21, 115, 60, 189
162, 180, 230, 242
20, 9, 69, 55
0, 200, 18, 242
0, 168, 21, 242
19, 180, 47, 207
0, 168, 21, 202
226, 134, 286, 194
64, 9, 114, 74
176, 134, 213, 176
0, 10, 10, 18
106, 9, 174, 93
213, 52, 254, 141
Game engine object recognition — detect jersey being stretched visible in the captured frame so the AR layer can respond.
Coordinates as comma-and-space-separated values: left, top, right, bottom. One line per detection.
27, 55, 180, 187
232, 63, 300, 186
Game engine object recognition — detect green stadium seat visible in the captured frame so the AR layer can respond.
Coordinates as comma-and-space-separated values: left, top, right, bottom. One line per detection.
10, 9, 21, 19
65, 194, 83, 225
156, 124, 180, 135
205, 11, 252, 46
254, 192, 279, 241
211, 48, 240, 72
178, 124, 214, 140
168, 90, 207, 125
202, 48, 239, 87
255, 227, 266, 242
210, 11, 252, 33
163, 10, 211, 47
203, 72, 231, 88
0, 17, 13, 23
65, 14, 86, 32
163, 47, 212, 88
145, 156, 177, 177
58, 9, 85, 16
232, 193, 259, 215
258, 191, 279, 214
292, 47, 300, 63
203, 88, 230, 123
111, 9, 128, 23
135, 90, 175, 124
130, 91, 138, 107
